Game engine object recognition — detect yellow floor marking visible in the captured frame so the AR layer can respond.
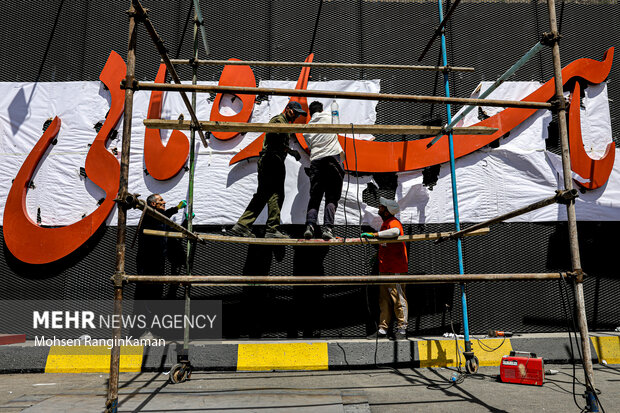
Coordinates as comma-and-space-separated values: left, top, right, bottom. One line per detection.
418, 338, 513, 368
237, 342, 328, 371
45, 345, 143, 373
591, 336, 620, 364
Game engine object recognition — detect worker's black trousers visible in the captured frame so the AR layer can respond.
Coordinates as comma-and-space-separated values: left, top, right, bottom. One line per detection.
305, 155, 344, 227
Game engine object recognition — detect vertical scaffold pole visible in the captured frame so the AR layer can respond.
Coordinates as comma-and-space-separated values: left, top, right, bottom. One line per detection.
106, 2, 137, 412
436, 0, 477, 372
546, 1, 598, 410
179, 1, 202, 368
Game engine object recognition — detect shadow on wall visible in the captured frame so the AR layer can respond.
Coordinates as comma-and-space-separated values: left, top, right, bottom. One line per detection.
2, 224, 109, 281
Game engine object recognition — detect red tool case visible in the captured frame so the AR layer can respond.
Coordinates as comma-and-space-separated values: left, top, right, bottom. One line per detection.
500, 351, 545, 386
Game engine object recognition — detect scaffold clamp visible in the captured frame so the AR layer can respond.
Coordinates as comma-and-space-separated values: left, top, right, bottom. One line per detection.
120, 76, 139, 91
567, 269, 586, 283
555, 189, 578, 204
541, 31, 562, 47
111, 271, 127, 287
549, 96, 568, 112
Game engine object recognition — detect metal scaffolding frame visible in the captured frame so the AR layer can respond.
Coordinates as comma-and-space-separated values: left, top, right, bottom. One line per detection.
105, 0, 599, 411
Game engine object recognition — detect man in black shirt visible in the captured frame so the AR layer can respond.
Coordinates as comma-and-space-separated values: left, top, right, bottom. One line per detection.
136, 193, 186, 276
133, 193, 186, 337
230, 101, 305, 239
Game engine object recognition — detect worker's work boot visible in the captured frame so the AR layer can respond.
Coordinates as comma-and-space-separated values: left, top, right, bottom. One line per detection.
366, 329, 388, 340
322, 226, 334, 241
304, 224, 315, 240
229, 223, 255, 238
265, 228, 290, 239
395, 329, 407, 340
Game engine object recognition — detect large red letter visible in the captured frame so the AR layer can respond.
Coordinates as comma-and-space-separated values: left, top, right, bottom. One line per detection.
229, 54, 313, 164
144, 64, 190, 180
3, 51, 126, 264
568, 81, 615, 190
210, 58, 256, 140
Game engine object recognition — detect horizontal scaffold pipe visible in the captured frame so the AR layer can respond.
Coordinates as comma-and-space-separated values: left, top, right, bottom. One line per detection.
143, 119, 498, 136
440, 189, 578, 241
135, 82, 553, 110
124, 273, 567, 285
142, 227, 490, 245
168, 58, 475, 73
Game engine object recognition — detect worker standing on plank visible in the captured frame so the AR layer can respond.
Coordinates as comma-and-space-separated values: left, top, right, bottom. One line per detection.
302, 101, 345, 241
229, 101, 305, 239
362, 197, 409, 340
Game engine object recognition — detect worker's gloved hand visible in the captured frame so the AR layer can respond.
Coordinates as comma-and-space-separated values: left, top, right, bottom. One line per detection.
361, 232, 375, 238
184, 211, 195, 220
289, 149, 301, 161
177, 200, 187, 209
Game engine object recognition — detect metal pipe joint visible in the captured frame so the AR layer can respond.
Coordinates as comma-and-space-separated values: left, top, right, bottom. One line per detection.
541, 31, 562, 47
549, 96, 569, 112
114, 192, 140, 209
569, 269, 586, 283
555, 188, 578, 204
111, 271, 127, 287
120, 77, 139, 91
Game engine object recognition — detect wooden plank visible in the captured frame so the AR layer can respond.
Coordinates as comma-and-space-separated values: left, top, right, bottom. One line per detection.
168, 58, 475, 72
143, 119, 498, 136
142, 227, 490, 245
136, 82, 553, 110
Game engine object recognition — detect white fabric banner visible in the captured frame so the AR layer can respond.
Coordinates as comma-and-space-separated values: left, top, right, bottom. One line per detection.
393, 81, 619, 224
0, 79, 617, 228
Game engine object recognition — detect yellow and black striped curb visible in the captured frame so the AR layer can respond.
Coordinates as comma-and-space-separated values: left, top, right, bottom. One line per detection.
0, 335, 617, 373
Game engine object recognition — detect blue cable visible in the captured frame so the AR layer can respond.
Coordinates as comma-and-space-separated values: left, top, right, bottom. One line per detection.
436, 0, 470, 346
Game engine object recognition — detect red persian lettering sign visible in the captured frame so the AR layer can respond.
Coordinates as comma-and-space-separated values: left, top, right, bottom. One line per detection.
3, 51, 126, 264
2, 48, 615, 264
229, 49, 614, 181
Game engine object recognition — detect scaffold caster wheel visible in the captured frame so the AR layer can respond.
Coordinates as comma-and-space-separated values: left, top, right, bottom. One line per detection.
465, 356, 479, 374
169, 363, 189, 384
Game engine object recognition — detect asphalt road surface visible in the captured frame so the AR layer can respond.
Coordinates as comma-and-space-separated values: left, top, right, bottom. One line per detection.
0, 364, 617, 412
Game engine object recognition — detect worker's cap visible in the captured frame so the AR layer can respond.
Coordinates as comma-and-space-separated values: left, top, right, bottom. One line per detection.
286, 101, 307, 117
379, 197, 400, 215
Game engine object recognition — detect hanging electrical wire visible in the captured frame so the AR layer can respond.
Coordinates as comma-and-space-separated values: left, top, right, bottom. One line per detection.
308, 0, 324, 56
558, 0, 566, 35
559, 274, 606, 413
174, 1, 194, 60
428, 48, 443, 121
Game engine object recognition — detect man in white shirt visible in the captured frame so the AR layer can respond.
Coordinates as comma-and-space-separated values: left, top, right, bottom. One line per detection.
302, 101, 345, 240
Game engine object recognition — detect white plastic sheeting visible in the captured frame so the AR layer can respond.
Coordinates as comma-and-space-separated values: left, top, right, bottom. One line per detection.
0, 79, 617, 228
394, 81, 619, 224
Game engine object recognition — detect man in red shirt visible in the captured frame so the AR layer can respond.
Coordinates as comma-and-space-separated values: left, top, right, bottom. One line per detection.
362, 197, 408, 340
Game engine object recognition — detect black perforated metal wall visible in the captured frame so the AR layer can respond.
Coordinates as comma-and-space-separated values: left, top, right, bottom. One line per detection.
1, 0, 618, 338
2, 219, 618, 338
